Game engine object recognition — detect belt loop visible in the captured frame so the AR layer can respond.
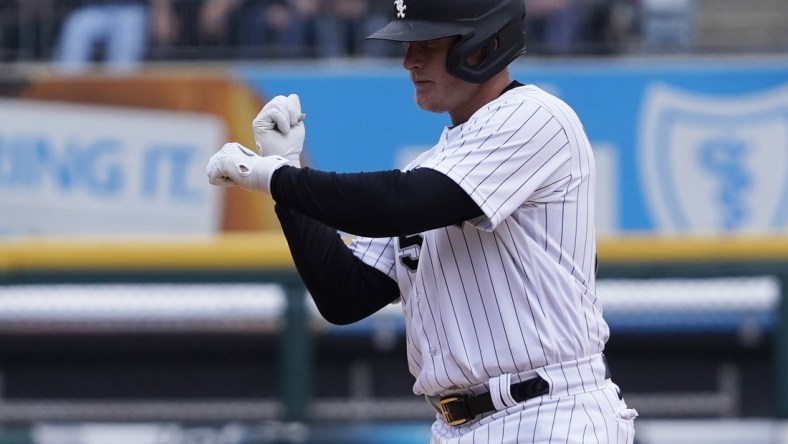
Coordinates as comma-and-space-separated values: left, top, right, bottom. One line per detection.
488, 373, 518, 411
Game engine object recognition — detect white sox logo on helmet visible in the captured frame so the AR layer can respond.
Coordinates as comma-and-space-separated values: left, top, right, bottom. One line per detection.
394, 0, 406, 18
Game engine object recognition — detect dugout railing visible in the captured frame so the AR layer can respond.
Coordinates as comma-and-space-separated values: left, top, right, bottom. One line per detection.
0, 234, 785, 424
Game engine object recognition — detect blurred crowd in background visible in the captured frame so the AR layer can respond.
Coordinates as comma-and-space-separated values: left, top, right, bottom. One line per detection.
0, 0, 782, 74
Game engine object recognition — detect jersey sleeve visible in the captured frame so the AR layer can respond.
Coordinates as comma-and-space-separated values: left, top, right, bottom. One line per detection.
349, 235, 399, 284
418, 97, 572, 231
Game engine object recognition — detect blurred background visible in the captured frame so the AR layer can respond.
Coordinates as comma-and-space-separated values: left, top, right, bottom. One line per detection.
0, 0, 787, 443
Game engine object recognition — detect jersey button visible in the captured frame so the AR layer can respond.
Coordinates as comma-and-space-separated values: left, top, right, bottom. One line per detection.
429, 347, 438, 356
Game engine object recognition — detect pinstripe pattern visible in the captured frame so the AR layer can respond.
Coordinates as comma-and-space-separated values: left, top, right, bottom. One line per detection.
349, 85, 633, 442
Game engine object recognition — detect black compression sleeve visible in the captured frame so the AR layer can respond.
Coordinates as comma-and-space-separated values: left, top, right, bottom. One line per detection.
275, 204, 400, 325
270, 167, 484, 237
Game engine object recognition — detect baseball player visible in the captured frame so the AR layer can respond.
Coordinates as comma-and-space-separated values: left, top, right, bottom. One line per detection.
206, 0, 637, 442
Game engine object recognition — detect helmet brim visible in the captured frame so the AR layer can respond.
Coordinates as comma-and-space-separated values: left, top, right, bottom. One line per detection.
366, 20, 465, 42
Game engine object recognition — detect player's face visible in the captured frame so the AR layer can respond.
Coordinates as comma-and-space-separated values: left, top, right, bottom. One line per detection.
403, 37, 482, 124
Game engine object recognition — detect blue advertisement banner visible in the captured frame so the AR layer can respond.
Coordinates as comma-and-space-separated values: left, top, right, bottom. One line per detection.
237, 58, 788, 234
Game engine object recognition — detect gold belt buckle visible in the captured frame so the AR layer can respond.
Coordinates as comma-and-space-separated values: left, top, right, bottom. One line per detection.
438, 396, 468, 426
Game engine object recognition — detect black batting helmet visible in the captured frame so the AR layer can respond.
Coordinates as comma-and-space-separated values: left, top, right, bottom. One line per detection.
367, 0, 526, 83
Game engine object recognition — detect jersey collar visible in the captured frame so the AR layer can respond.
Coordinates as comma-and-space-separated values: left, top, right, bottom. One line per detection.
500, 80, 524, 96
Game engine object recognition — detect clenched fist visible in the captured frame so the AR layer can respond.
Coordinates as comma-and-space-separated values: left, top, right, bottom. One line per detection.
253, 94, 305, 167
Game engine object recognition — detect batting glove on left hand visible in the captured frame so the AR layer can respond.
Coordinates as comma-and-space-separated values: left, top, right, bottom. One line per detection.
206, 142, 288, 194
253, 94, 305, 167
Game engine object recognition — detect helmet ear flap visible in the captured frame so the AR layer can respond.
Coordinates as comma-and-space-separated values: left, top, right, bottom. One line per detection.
446, 17, 525, 83
445, 35, 489, 81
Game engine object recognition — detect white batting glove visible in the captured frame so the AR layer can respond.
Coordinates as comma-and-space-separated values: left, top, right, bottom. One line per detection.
253, 94, 306, 167
206, 142, 288, 194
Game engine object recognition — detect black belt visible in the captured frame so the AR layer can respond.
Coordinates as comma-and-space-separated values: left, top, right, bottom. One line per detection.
437, 376, 549, 426
437, 356, 612, 426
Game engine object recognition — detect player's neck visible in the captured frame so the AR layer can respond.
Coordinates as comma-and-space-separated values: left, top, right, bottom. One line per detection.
448, 72, 512, 126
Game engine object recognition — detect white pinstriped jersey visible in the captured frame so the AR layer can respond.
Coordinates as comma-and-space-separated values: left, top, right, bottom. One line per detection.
349, 84, 607, 397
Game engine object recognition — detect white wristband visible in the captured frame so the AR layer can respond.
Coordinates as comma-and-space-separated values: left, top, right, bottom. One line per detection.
254, 155, 290, 194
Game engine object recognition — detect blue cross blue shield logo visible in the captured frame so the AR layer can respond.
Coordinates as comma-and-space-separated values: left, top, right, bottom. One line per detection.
639, 83, 788, 233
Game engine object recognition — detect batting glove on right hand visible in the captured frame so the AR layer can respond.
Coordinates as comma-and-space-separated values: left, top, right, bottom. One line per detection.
253, 94, 305, 167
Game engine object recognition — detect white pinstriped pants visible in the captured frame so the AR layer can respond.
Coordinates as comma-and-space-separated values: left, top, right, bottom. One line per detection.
428, 354, 637, 444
